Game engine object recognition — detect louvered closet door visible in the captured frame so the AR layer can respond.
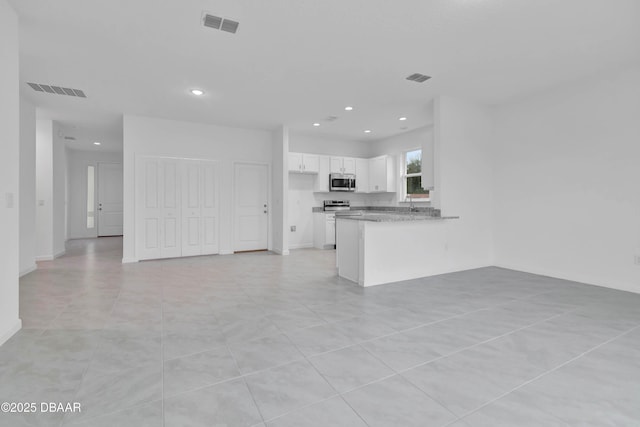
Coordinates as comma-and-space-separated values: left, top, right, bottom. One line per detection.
181, 160, 203, 257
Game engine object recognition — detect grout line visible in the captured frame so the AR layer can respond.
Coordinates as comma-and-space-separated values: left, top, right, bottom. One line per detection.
57, 271, 125, 427
226, 342, 267, 425
455, 322, 640, 422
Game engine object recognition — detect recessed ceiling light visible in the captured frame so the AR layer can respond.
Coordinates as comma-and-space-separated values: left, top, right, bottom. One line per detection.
399, 117, 407, 121
93, 142, 101, 145
190, 89, 205, 96
345, 106, 353, 111
313, 123, 320, 127
364, 130, 371, 133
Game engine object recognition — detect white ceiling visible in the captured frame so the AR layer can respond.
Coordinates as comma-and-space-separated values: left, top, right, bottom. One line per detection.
12, 0, 640, 151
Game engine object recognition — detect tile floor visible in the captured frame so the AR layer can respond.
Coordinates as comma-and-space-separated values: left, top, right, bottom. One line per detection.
1, 237, 639, 426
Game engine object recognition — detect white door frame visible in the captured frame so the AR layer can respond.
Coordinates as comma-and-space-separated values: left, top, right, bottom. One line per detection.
97, 161, 123, 237
232, 161, 271, 252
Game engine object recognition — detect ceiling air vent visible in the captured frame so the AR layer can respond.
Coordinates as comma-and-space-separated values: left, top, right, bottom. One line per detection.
64, 136, 76, 141
325, 116, 338, 122
203, 14, 223, 29
406, 73, 431, 83
220, 19, 239, 34
27, 82, 87, 98
203, 13, 239, 34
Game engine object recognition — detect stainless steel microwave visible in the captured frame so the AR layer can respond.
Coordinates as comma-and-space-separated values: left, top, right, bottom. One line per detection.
329, 173, 356, 192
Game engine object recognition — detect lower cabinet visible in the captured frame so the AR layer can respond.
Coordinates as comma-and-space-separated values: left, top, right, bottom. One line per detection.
135, 156, 220, 261
313, 212, 336, 249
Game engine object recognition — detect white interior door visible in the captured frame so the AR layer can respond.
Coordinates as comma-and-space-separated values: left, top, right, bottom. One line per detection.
234, 163, 268, 252
160, 159, 181, 258
136, 157, 162, 260
181, 160, 202, 256
98, 163, 123, 236
135, 157, 182, 260
201, 161, 219, 255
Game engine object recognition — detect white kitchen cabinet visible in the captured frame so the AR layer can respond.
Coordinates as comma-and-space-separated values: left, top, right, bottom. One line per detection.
313, 212, 336, 249
135, 156, 220, 261
330, 156, 356, 174
421, 131, 435, 190
368, 155, 396, 192
355, 158, 369, 193
289, 152, 319, 174
314, 156, 330, 192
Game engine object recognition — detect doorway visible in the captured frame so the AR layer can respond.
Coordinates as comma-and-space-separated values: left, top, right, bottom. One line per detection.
234, 163, 268, 252
97, 162, 123, 236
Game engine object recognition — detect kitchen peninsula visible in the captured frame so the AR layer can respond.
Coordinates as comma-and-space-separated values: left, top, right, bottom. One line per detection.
336, 211, 459, 287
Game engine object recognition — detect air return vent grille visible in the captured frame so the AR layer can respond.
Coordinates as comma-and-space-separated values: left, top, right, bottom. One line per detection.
406, 73, 431, 83
203, 14, 222, 29
27, 82, 87, 98
220, 19, 239, 33
203, 13, 239, 34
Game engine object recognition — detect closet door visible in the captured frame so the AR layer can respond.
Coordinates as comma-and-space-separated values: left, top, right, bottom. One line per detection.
201, 161, 219, 255
161, 159, 181, 258
136, 157, 162, 260
181, 160, 203, 257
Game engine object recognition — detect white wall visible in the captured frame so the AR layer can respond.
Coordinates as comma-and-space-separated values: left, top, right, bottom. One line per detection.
271, 126, 289, 255
36, 119, 54, 259
122, 115, 274, 261
67, 149, 123, 239
435, 96, 495, 271
19, 97, 37, 276
0, 0, 21, 346
493, 65, 640, 293
35, 120, 68, 260
289, 132, 372, 158
52, 123, 67, 256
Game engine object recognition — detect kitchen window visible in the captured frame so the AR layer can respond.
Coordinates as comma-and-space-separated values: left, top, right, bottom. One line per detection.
403, 149, 429, 201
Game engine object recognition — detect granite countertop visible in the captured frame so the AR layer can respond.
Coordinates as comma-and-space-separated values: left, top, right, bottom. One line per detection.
334, 211, 459, 222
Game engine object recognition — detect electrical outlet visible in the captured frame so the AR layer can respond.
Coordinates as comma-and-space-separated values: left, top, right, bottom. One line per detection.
290, 225, 296, 232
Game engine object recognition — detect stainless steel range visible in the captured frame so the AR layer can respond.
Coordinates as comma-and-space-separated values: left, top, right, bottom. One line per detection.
323, 200, 350, 249
323, 200, 351, 212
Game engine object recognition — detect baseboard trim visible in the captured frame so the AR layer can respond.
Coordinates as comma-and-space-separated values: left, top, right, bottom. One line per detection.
53, 249, 65, 259
35, 255, 53, 261
271, 248, 290, 256
494, 263, 640, 295
288, 243, 313, 250
219, 250, 234, 255
121, 257, 139, 264
19, 264, 37, 277
0, 319, 22, 347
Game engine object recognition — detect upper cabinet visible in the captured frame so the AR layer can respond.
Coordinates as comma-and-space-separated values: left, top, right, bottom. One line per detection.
314, 156, 330, 192
330, 156, 356, 174
368, 155, 396, 192
290, 152, 395, 193
289, 152, 320, 174
421, 131, 435, 190
355, 158, 369, 193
